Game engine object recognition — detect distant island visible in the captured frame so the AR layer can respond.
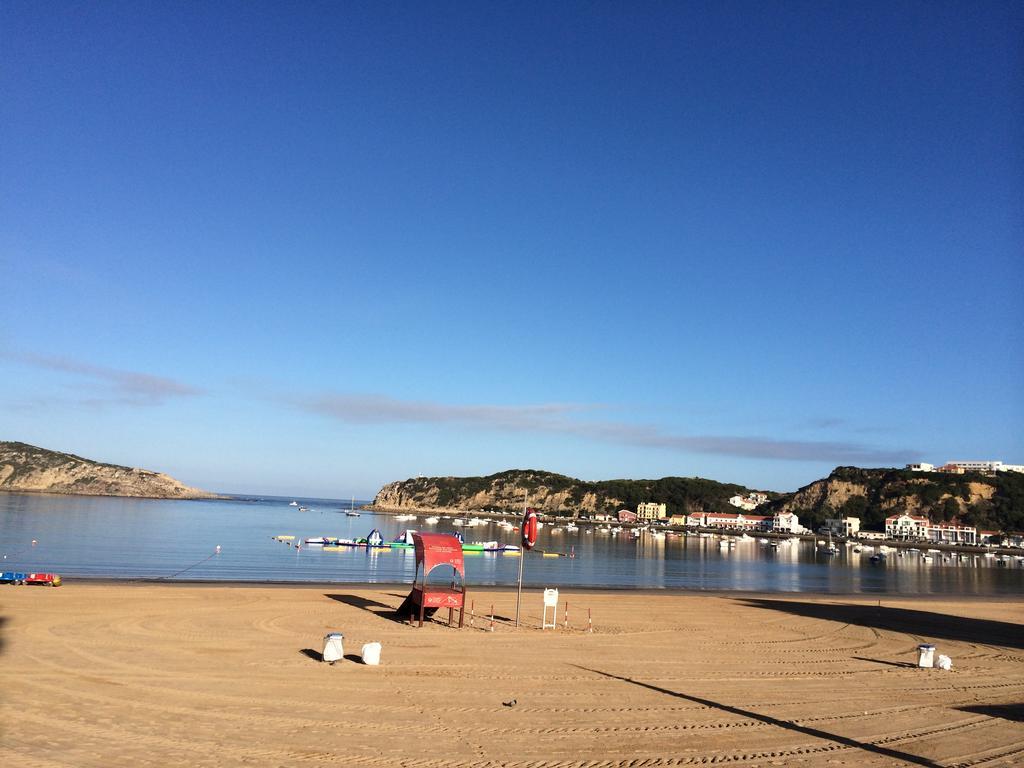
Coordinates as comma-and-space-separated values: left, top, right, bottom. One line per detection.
373, 466, 1024, 534
0, 441, 218, 499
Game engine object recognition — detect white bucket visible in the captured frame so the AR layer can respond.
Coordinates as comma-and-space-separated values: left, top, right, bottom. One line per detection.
917, 644, 935, 668
361, 642, 382, 666
323, 632, 344, 663
936, 654, 952, 670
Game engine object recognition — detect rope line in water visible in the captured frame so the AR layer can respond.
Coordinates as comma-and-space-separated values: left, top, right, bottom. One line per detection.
160, 550, 220, 580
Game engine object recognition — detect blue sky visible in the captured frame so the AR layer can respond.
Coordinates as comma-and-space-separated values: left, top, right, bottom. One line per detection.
2, 2, 1021, 498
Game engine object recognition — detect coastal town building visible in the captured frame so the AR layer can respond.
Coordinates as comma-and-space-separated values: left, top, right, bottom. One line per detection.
668, 514, 688, 526
770, 511, 804, 534
978, 531, 1023, 547
823, 516, 861, 537
927, 522, 977, 546
636, 502, 667, 521
618, 509, 638, 523
906, 463, 935, 473
688, 511, 769, 530
885, 514, 930, 541
884, 514, 981, 544
856, 530, 887, 541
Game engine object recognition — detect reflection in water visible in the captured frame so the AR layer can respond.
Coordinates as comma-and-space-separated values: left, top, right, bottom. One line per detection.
0, 493, 1022, 594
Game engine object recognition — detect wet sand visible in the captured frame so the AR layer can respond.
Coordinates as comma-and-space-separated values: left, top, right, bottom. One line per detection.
2, 583, 1022, 767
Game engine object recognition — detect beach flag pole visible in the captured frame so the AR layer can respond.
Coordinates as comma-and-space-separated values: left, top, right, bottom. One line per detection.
515, 493, 529, 628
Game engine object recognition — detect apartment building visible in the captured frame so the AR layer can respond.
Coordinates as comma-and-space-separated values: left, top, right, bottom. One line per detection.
884, 514, 931, 540
636, 502, 667, 521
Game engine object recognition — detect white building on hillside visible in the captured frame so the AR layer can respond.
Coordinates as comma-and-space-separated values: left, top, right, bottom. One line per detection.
728, 492, 769, 511
949, 460, 1004, 473
906, 463, 935, 472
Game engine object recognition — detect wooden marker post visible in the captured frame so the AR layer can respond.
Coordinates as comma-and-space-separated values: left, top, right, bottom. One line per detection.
564, 601, 569, 630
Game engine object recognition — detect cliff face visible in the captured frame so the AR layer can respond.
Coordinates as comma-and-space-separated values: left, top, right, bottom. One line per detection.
374, 471, 591, 515
0, 442, 218, 499
372, 469, 762, 518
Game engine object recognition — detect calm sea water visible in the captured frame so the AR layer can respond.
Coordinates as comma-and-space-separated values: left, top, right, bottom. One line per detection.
1, 493, 1021, 594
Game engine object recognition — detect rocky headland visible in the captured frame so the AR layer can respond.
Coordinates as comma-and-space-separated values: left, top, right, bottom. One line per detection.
0, 441, 219, 499
371, 469, 770, 518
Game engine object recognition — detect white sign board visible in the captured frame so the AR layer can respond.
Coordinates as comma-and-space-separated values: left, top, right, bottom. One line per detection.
543, 588, 559, 607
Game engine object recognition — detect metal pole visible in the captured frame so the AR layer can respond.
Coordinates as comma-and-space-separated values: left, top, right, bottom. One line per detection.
515, 548, 525, 627
515, 492, 528, 628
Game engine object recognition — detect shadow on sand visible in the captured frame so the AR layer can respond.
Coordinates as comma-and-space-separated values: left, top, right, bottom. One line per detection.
851, 656, 916, 669
299, 648, 367, 664
735, 598, 1024, 650
956, 704, 1024, 722
573, 665, 941, 767
325, 593, 407, 623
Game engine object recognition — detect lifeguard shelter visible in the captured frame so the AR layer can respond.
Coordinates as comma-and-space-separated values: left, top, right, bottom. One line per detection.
397, 533, 466, 627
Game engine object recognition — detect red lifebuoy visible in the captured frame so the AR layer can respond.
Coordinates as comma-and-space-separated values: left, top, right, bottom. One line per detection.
521, 509, 538, 551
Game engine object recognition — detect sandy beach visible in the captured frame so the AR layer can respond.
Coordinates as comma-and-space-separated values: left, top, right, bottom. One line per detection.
2, 583, 1022, 767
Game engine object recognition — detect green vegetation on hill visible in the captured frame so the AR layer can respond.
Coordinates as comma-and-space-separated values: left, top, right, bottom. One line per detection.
764, 466, 1024, 534
380, 465, 1024, 534
377, 469, 774, 517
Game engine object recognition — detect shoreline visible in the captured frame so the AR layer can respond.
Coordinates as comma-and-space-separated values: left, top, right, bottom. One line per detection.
368, 505, 1023, 557
26, 576, 1024, 601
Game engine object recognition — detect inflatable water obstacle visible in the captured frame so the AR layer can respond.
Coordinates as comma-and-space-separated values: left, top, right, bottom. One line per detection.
299, 529, 520, 553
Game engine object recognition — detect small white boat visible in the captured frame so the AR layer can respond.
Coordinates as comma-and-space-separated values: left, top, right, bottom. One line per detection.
289, 501, 299, 507
424, 516, 440, 525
